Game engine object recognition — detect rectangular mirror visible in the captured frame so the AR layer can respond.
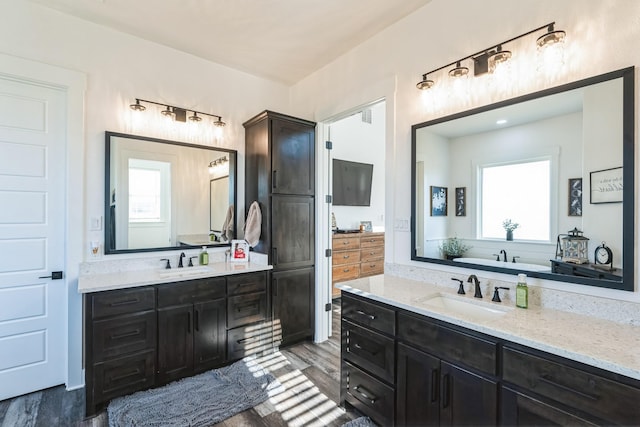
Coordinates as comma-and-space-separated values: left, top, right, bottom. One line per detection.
411, 67, 634, 291
105, 131, 237, 254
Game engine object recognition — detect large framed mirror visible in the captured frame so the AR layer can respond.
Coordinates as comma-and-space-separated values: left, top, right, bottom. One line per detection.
411, 67, 634, 291
105, 131, 237, 254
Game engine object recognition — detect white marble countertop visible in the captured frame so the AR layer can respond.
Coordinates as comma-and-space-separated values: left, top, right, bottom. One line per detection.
336, 274, 640, 381
78, 262, 272, 294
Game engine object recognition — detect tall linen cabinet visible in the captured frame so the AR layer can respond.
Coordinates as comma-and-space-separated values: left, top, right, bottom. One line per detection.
244, 111, 316, 347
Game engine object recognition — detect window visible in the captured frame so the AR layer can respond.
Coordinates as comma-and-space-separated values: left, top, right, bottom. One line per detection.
480, 159, 551, 241
128, 159, 170, 222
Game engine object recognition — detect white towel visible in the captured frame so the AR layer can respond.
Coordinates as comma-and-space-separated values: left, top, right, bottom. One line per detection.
221, 205, 234, 241
244, 201, 262, 248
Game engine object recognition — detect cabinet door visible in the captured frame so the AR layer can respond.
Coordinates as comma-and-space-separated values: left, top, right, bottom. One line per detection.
271, 118, 315, 195
157, 304, 193, 384
501, 386, 598, 426
272, 195, 314, 269
272, 267, 314, 346
396, 343, 440, 427
440, 361, 498, 426
194, 298, 226, 373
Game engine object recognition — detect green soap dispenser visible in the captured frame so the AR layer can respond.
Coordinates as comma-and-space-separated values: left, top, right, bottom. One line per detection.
199, 246, 209, 265
516, 273, 528, 309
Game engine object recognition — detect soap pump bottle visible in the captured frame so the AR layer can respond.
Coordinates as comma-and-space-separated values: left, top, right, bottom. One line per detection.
199, 246, 209, 266
516, 273, 528, 309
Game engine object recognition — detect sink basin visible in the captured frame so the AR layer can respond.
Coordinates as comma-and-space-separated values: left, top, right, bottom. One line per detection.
413, 293, 512, 321
158, 266, 213, 278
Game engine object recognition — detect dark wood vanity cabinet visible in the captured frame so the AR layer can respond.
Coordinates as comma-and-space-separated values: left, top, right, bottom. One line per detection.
340, 292, 640, 427
84, 270, 270, 416
244, 110, 316, 346
156, 277, 226, 384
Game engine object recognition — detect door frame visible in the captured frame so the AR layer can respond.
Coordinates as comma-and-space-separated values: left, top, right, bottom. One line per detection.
0, 53, 86, 390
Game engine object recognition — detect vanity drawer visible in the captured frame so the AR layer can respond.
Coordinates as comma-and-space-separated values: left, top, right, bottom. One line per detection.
344, 361, 394, 427
398, 312, 497, 375
227, 322, 273, 360
227, 291, 267, 328
342, 294, 395, 336
333, 249, 361, 266
333, 235, 360, 250
360, 234, 384, 248
360, 261, 384, 277
92, 311, 156, 362
502, 346, 640, 425
333, 264, 360, 283
226, 272, 266, 296
93, 349, 155, 405
343, 320, 395, 383
360, 246, 384, 262
91, 287, 155, 319
157, 277, 226, 307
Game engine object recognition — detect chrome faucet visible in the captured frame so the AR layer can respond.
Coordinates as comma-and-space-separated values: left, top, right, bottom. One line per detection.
499, 249, 507, 262
467, 274, 483, 298
178, 252, 186, 268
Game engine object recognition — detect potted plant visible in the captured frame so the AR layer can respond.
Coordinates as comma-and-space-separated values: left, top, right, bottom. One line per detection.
502, 219, 519, 241
439, 237, 471, 260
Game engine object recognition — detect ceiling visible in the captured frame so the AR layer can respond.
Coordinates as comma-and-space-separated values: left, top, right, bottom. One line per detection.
29, 0, 431, 85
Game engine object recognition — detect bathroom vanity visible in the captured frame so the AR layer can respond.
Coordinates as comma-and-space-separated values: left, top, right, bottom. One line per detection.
79, 263, 272, 415
337, 275, 640, 426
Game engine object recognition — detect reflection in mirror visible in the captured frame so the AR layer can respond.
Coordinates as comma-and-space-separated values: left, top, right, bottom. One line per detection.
411, 67, 634, 291
105, 132, 237, 254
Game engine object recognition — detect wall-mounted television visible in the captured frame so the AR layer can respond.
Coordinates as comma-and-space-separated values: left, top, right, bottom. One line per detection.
333, 159, 373, 206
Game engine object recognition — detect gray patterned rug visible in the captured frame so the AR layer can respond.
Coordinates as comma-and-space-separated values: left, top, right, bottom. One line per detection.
107, 358, 280, 427
342, 416, 377, 427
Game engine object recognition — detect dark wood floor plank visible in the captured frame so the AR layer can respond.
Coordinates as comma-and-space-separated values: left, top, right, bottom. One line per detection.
301, 365, 341, 404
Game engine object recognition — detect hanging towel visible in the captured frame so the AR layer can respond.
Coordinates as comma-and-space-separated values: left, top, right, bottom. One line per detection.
244, 201, 262, 248
221, 205, 234, 241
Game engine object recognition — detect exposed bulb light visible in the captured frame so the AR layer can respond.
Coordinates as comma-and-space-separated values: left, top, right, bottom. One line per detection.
129, 99, 146, 111
208, 156, 228, 174
160, 106, 174, 117
448, 61, 469, 78
213, 117, 226, 127
189, 112, 202, 122
416, 74, 435, 90
537, 23, 566, 49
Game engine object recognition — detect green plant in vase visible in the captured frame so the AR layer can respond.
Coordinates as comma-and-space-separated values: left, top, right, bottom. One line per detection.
502, 219, 519, 241
439, 237, 471, 260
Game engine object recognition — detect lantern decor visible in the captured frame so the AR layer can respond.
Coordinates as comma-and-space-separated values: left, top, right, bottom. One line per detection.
555, 227, 589, 264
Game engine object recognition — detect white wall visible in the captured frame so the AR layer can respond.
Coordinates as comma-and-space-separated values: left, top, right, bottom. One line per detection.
329, 101, 386, 230
290, 0, 640, 302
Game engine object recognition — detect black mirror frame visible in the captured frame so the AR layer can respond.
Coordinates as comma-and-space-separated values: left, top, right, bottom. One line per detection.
104, 131, 237, 255
411, 67, 635, 291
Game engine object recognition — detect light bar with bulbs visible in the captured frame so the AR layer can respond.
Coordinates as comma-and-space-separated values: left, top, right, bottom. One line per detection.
129, 98, 226, 127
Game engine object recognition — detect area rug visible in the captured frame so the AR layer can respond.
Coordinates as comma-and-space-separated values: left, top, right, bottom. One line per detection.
342, 416, 377, 427
107, 358, 280, 427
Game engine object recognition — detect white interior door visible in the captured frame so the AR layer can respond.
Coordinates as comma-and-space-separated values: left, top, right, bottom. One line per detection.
0, 76, 67, 400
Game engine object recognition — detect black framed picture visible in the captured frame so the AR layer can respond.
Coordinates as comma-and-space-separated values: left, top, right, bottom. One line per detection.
455, 187, 466, 217
590, 167, 623, 204
568, 178, 582, 216
430, 186, 448, 216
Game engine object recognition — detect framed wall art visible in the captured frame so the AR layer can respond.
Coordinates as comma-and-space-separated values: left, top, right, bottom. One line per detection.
568, 178, 582, 216
430, 186, 448, 216
455, 187, 466, 217
590, 167, 623, 204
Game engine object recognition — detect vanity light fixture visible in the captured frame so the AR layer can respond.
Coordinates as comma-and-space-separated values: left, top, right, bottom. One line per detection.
130, 98, 226, 127
416, 22, 566, 90
208, 156, 228, 173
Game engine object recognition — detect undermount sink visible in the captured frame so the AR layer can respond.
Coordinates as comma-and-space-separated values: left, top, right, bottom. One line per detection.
158, 266, 213, 278
413, 292, 512, 320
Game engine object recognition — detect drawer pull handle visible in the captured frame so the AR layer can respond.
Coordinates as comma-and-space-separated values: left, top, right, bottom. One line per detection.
343, 255, 350, 259
442, 373, 450, 409
353, 385, 378, 405
110, 329, 140, 340
353, 342, 379, 356
194, 310, 200, 332
343, 268, 350, 273
237, 302, 259, 312
237, 336, 258, 344
109, 298, 139, 307
355, 309, 376, 320
431, 369, 439, 403
539, 374, 599, 401
110, 368, 141, 382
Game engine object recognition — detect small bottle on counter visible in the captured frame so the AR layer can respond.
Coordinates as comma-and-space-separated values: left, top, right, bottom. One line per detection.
199, 246, 209, 265
516, 273, 528, 309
